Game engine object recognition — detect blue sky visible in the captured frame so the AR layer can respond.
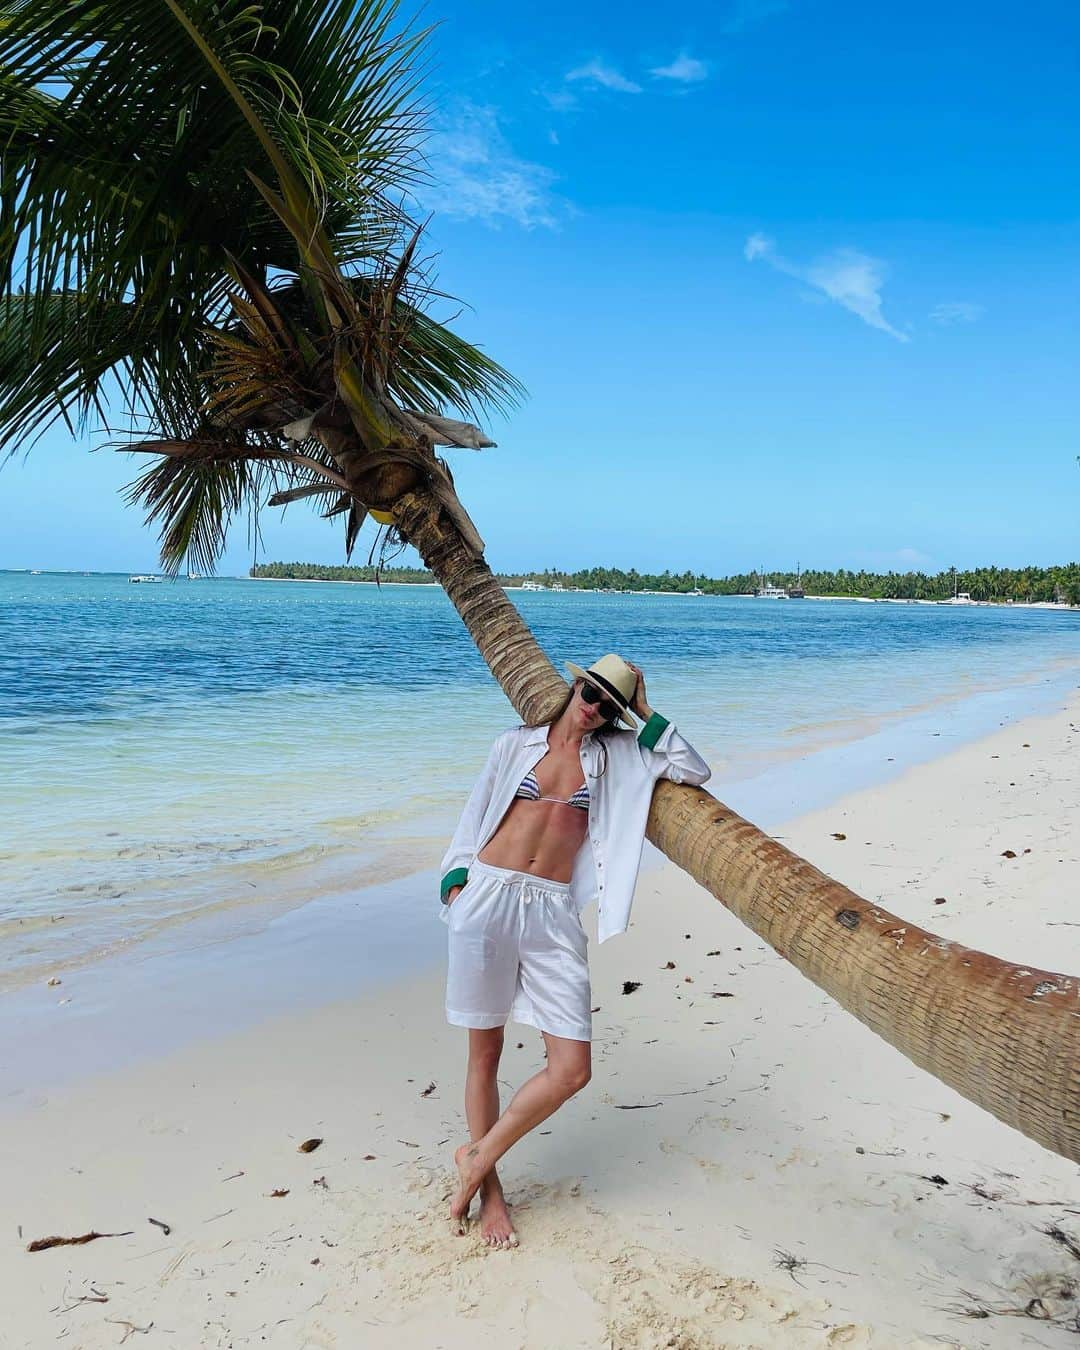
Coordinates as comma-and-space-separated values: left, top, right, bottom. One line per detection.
3, 0, 1079, 576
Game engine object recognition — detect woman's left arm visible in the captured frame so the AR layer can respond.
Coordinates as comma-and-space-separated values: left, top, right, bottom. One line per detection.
626, 662, 712, 786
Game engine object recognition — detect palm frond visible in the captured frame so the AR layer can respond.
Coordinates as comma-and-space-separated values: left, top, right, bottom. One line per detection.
124, 449, 263, 577
1, 1, 526, 569
0, 1, 427, 433
122, 428, 355, 572
391, 307, 524, 425
344, 500, 368, 559
269, 274, 526, 427
266, 482, 336, 507
0, 292, 146, 449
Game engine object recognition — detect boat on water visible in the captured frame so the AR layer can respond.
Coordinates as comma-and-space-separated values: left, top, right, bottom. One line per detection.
520, 580, 546, 591
128, 574, 164, 584
755, 569, 789, 598
788, 563, 805, 599
942, 572, 976, 605
687, 587, 704, 596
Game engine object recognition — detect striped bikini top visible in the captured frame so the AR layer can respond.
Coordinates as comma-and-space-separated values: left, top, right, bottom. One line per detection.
514, 768, 590, 811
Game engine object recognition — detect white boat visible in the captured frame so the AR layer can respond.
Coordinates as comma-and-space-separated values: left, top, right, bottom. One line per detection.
520, 580, 546, 591
687, 587, 704, 596
128, 574, 163, 584
942, 572, 976, 605
755, 570, 788, 598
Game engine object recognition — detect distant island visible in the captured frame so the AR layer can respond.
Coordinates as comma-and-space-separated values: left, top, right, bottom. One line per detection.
251, 561, 1080, 605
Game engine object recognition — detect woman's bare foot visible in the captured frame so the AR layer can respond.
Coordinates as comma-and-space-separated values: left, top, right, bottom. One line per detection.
449, 1141, 488, 1231
478, 1178, 519, 1249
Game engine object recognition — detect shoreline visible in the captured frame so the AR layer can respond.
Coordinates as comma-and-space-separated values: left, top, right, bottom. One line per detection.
4, 663, 1078, 1084
4, 688, 1079, 1345
10, 572, 1077, 608
247, 574, 441, 585
10, 618, 1080, 1009
239, 576, 1078, 608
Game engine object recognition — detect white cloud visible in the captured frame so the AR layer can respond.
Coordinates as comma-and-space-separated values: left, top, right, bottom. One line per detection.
806, 253, 908, 342
421, 104, 562, 230
566, 60, 642, 94
930, 301, 984, 325
744, 233, 908, 342
651, 53, 709, 83
743, 232, 772, 261
541, 86, 578, 112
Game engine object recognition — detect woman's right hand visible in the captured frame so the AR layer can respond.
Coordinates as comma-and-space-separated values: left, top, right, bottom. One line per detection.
446, 884, 464, 906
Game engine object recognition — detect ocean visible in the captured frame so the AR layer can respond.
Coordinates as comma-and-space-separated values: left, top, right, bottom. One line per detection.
4, 570, 1079, 995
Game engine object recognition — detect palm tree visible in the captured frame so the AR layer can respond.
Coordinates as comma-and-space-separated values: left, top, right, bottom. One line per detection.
3, 0, 1078, 1162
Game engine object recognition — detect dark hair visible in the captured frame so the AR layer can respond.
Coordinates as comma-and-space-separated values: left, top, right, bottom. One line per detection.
524, 679, 624, 777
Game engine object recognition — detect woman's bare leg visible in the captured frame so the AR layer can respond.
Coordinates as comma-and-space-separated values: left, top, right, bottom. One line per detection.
464, 1027, 516, 1247
450, 1031, 591, 1225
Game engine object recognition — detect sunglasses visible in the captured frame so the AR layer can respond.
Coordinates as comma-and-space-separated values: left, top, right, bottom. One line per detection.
580, 681, 623, 721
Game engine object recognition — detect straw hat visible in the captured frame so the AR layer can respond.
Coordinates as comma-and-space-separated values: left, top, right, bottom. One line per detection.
565, 653, 639, 727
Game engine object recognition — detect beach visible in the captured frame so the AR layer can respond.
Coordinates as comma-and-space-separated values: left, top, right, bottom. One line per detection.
5, 690, 1079, 1349
3, 2, 1076, 1342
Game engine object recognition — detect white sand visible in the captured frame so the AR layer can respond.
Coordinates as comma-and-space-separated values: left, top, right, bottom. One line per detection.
5, 696, 1080, 1348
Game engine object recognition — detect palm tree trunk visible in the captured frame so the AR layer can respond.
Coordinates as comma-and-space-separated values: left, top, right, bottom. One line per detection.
647, 782, 1079, 1161
393, 485, 568, 724
393, 486, 1080, 1164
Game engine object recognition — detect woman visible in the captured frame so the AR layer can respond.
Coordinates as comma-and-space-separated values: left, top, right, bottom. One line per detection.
438, 653, 711, 1247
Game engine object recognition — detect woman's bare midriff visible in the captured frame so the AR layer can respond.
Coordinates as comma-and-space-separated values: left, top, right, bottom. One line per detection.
476, 797, 589, 883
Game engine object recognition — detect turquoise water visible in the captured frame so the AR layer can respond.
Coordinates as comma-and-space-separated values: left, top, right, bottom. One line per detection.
3, 570, 1079, 990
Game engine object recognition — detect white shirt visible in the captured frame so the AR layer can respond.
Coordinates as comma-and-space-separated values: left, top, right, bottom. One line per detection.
439, 713, 711, 943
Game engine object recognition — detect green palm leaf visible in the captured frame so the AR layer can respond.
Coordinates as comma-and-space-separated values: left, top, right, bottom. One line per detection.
0, 0, 523, 572
124, 432, 351, 574
0, 293, 147, 447
124, 451, 263, 578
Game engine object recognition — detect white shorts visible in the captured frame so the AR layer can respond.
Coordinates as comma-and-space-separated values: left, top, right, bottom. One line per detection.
441, 859, 592, 1043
